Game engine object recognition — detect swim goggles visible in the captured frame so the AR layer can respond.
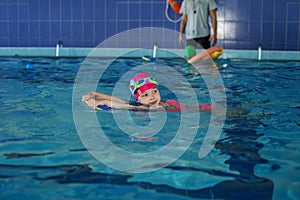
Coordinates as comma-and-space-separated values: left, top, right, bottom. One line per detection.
129, 77, 157, 94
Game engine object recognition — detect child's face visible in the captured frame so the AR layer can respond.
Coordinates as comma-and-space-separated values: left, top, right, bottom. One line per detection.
137, 88, 161, 106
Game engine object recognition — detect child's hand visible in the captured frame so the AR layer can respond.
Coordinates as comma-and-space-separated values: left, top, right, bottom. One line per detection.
82, 93, 91, 102
84, 98, 99, 109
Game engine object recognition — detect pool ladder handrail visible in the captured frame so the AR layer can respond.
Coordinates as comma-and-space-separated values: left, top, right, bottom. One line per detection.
258, 44, 262, 60
153, 42, 158, 58
56, 40, 63, 57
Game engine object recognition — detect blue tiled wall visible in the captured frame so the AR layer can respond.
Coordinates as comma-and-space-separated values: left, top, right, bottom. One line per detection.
0, 0, 299, 50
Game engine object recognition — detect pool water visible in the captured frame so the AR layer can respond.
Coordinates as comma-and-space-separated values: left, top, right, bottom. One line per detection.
0, 57, 299, 200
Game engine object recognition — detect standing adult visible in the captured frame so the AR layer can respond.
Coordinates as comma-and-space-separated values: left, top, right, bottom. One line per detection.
179, 0, 218, 49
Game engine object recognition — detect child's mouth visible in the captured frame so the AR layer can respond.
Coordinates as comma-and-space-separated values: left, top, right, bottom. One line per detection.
149, 101, 158, 105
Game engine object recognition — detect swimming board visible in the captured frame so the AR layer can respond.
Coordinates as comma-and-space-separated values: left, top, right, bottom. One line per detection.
96, 105, 112, 110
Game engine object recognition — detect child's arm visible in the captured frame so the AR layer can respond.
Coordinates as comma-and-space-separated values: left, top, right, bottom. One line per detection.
84, 98, 151, 110
82, 91, 153, 110
82, 91, 127, 104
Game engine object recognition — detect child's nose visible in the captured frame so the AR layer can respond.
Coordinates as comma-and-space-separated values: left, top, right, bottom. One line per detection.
149, 93, 155, 99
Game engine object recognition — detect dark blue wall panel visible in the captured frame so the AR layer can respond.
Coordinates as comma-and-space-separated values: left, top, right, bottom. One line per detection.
0, 0, 299, 50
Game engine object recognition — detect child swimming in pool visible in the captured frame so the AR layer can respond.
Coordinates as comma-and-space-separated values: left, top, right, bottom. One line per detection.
82, 72, 212, 112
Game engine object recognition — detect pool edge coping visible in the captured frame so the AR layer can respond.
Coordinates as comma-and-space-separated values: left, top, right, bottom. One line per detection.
0, 47, 299, 61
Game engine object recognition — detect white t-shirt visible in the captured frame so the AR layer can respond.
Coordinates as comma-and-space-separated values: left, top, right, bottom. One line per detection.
180, 0, 217, 39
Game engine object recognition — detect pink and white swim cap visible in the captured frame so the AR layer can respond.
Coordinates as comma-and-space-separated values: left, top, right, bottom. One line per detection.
129, 72, 158, 100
